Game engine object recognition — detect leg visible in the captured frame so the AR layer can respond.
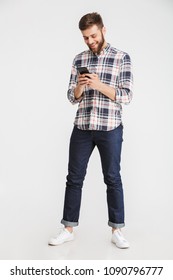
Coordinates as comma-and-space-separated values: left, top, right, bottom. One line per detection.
96, 125, 125, 228
61, 126, 95, 227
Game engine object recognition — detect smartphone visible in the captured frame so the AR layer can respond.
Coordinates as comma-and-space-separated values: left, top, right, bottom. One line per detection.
77, 67, 91, 78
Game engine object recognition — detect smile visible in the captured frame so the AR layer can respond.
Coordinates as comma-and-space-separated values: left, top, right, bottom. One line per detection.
90, 44, 97, 48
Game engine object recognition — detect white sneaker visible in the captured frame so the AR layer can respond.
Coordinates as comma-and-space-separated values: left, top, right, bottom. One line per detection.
111, 229, 130, 249
48, 228, 74, 246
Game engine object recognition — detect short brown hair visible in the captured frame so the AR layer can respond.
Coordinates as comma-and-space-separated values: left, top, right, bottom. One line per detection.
79, 12, 104, 31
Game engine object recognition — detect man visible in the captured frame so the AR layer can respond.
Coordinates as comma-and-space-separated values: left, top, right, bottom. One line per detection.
49, 12, 133, 249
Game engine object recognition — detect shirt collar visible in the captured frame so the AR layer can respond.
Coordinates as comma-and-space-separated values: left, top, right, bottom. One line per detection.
103, 42, 110, 53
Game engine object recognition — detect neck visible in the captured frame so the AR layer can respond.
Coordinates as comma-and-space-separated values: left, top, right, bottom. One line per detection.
102, 41, 107, 50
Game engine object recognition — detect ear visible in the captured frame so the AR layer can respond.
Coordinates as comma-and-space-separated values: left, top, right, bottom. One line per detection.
102, 26, 106, 35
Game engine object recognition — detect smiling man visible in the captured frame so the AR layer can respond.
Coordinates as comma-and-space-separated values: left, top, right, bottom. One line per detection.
49, 13, 133, 249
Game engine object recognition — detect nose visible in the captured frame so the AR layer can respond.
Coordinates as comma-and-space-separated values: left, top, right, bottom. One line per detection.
88, 37, 94, 45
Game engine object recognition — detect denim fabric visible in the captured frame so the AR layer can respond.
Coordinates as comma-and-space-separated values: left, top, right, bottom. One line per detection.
61, 124, 125, 229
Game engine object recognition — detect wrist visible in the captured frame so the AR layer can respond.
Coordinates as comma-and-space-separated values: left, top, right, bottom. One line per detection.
74, 84, 84, 99
97, 81, 104, 92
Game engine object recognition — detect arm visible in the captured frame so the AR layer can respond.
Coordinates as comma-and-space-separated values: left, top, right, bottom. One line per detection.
115, 53, 133, 104
86, 53, 133, 104
85, 74, 116, 101
67, 65, 89, 104
74, 75, 89, 100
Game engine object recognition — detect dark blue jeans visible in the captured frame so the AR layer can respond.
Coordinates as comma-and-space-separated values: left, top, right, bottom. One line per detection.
61, 124, 125, 229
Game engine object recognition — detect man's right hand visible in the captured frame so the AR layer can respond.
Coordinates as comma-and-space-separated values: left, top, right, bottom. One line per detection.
74, 74, 89, 100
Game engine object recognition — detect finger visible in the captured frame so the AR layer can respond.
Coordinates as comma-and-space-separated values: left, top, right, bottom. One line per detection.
92, 73, 98, 78
78, 79, 89, 85
78, 78, 88, 83
85, 73, 98, 79
78, 74, 86, 78
84, 73, 92, 78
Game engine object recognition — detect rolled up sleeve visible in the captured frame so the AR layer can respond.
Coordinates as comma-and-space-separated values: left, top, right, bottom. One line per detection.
67, 61, 83, 104
115, 53, 133, 105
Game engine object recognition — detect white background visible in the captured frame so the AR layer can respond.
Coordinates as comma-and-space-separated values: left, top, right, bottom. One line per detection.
0, 0, 173, 260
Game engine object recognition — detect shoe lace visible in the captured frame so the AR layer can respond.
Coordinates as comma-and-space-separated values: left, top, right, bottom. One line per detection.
56, 228, 66, 238
116, 230, 127, 242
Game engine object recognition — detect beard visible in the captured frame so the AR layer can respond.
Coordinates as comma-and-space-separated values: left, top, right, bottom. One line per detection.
88, 32, 105, 54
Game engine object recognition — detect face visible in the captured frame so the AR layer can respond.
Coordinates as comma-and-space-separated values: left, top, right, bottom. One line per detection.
81, 24, 106, 54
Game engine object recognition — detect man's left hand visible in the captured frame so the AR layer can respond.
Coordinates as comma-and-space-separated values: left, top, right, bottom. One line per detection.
85, 73, 102, 90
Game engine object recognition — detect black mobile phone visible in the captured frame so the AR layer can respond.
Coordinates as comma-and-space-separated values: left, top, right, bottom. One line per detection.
77, 67, 90, 74
77, 67, 91, 78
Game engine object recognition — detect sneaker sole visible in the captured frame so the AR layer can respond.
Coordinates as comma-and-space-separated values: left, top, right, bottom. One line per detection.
48, 237, 74, 246
111, 239, 130, 249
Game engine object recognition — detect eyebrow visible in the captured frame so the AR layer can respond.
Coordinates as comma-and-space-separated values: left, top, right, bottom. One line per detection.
83, 33, 97, 39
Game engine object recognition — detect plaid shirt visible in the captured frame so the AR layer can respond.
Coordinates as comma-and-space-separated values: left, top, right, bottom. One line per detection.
67, 43, 133, 131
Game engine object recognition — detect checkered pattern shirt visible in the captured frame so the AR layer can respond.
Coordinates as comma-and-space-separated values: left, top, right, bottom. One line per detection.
67, 43, 133, 131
